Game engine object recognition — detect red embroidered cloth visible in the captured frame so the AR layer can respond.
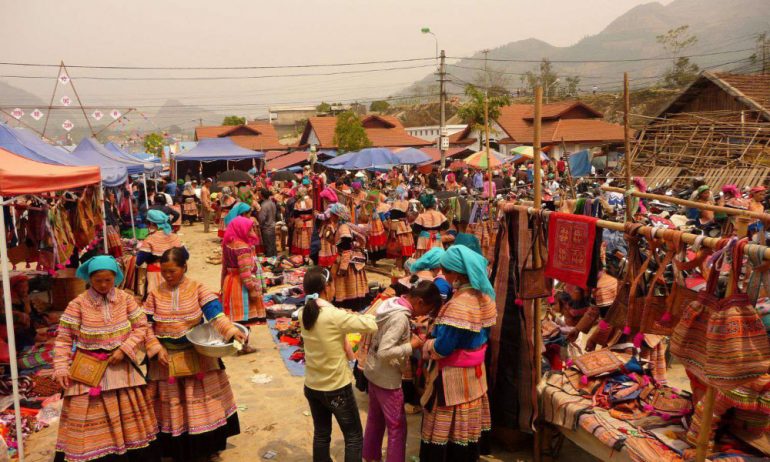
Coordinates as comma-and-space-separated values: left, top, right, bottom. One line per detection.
544, 212, 598, 289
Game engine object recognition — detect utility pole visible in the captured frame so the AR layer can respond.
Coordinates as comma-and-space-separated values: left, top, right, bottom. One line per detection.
438, 50, 448, 170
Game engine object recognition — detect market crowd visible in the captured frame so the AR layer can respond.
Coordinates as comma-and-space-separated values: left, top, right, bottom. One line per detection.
12, 154, 770, 462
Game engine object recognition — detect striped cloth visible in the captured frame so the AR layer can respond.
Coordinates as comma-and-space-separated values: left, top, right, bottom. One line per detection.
55, 386, 158, 462
421, 394, 490, 445
137, 230, 183, 256
318, 222, 338, 267
332, 224, 368, 303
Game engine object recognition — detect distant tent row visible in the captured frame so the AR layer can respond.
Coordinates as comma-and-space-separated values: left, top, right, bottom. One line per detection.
0, 123, 161, 187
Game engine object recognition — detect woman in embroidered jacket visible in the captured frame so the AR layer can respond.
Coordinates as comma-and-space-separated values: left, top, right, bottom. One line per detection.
413, 192, 448, 259
137, 210, 186, 298
53, 256, 159, 462
144, 248, 247, 462
221, 216, 267, 328
291, 188, 314, 257
420, 245, 496, 462
224, 202, 264, 255
386, 186, 415, 271
328, 204, 369, 310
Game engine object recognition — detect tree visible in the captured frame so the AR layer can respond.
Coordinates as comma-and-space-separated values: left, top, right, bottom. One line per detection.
143, 132, 164, 157
222, 115, 246, 126
563, 75, 581, 97
316, 102, 332, 114
370, 100, 390, 113
520, 58, 560, 95
656, 25, 700, 88
456, 84, 511, 149
333, 111, 372, 154
749, 32, 770, 73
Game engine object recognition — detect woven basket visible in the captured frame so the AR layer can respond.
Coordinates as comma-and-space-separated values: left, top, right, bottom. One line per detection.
51, 269, 85, 310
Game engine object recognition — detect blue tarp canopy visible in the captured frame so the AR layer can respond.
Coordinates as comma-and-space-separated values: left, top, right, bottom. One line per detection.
393, 147, 431, 165
0, 123, 127, 187
126, 151, 161, 163
74, 138, 148, 176
569, 149, 592, 177
174, 138, 264, 162
323, 148, 402, 170
104, 142, 160, 174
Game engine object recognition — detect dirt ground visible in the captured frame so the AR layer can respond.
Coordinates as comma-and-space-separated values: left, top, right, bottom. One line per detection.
25, 222, 695, 461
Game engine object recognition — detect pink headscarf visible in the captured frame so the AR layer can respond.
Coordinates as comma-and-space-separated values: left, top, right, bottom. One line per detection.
446, 172, 456, 183
319, 187, 338, 204
223, 216, 258, 246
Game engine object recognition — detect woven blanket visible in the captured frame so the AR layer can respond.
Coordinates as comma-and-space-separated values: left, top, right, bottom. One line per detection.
540, 373, 592, 430
545, 212, 598, 288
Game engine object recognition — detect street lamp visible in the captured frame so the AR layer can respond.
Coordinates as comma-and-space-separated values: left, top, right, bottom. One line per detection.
421, 27, 438, 62
545, 78, 561, 104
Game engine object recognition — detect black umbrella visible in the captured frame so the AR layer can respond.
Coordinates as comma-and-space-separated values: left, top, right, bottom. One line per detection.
217, 169, 253, 184
270, 170, 298, 182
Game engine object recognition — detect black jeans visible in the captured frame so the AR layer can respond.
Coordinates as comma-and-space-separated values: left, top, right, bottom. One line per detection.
304, 384, 363, 462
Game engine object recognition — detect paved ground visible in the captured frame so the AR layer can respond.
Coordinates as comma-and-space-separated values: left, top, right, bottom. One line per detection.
25, 222, 621, 461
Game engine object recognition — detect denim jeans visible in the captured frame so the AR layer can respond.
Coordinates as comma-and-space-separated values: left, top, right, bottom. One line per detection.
304, 384, 363, 462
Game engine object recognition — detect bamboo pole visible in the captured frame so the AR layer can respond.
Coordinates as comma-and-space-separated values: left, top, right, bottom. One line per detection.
623, 73, 633, 222
484, 94, 493, 209
601, 185, 770, 223
500, 203, 770, 259
532, 86, 543, 462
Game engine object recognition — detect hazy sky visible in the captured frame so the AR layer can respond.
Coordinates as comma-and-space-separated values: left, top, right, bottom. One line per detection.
1, 0, 667, 125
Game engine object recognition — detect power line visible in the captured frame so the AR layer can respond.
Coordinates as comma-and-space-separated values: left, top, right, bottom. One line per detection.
0, 64, 435, 81
0, 57, 435, 70
448, 47, 754, 64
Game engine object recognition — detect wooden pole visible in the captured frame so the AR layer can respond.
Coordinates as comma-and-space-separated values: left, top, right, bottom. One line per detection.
601, 185, 770, 223
560, 138, 577, 199
623, 73, 633, 222
484, 94, 493, 209
532, 86, 543, 462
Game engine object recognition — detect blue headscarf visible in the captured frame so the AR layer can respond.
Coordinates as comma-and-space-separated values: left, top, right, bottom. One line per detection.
329, 203, 350, 222
410, 247, 445, 273
439, 245, 495, 298
395, 185, 407, 200
76, 255, 124, 286
147, 209, 172, 235
454, 233, 482, 255
224, 202, 251, 227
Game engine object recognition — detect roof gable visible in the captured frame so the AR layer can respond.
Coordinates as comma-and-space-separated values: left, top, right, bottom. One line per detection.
654, 72, 770, 121
194, 123, 284, 150
496, 103, 625, 144
361, 115, 398, 129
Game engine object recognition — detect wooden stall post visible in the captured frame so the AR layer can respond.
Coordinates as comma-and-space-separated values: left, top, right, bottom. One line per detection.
532, 86, 544, 462
623, 73, 633, 222
484, 94, 493, 210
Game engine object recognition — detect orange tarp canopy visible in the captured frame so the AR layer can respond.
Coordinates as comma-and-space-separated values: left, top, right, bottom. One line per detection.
0, 148, 101, 196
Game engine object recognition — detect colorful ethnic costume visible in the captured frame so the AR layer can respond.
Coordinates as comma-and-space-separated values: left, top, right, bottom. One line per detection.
387, 199, 415, 259
144, 277, 241, 461
136, 229, 185, 298
318, 220, 338, 268
421, 246, 496, 462
181, 185, 199, 224
367, 202, 389, 259
291, 197, 314, 256
413, 203, 448, 259
53, 257, 158, 462
325, 204, 369, 310
221, 216, 266, 323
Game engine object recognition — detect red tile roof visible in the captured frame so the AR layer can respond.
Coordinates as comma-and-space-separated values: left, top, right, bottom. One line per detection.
266, 151, 310, 170
447, 126, 477, 146
495, 103, 626, 144
521, 101, 603, 120
299, 115, 433, 149
194, 123, 286, 151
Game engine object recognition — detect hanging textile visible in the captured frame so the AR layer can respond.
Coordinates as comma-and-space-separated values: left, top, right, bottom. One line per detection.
544, 212, 598, 289
488, 207, 537, 433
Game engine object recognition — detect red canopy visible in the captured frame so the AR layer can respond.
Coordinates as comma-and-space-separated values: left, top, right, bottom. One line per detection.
0, 148, 101, 195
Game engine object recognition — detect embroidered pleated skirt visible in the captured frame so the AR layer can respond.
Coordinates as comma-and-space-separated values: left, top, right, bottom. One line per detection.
414, 230, 443, 259
222, 268, 266, 322
387, 220, 415, 258
290, 219, 313, 256
146, 356, 240, 461
420, 370, 491, 462
55, 386, 159, 462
